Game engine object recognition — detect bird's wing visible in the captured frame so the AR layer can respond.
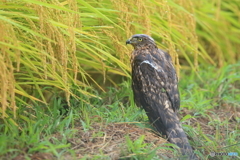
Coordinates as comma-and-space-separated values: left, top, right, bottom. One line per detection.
161, 50, 180, 111
132, 56, 178, 136
134, 50, 180, 112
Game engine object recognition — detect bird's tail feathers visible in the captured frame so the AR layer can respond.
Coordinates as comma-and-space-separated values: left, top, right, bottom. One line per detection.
146, 108, 198, 159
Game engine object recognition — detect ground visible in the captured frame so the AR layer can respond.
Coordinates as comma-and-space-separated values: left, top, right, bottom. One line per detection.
10, 104, 239, 160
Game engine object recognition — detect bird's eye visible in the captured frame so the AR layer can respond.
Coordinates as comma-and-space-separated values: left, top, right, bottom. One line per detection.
138, 38, 142, 41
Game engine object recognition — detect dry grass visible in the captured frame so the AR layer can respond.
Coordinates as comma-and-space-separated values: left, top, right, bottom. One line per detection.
66, 123, 170, 159
0, 21, 17, 118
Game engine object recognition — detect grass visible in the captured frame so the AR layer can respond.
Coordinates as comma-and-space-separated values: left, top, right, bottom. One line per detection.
1, 62, 239, 160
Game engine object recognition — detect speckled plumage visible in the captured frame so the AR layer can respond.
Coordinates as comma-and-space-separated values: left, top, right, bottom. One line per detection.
126, 34, 197, 159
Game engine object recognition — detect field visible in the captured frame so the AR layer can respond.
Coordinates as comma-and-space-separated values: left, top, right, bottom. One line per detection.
0, 0, 240, 159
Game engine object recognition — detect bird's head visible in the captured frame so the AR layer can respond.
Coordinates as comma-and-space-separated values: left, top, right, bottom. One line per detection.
126, 34, 156, 49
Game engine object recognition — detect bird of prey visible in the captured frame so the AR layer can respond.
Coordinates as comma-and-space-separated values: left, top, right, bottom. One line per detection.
126, 34, 197, 159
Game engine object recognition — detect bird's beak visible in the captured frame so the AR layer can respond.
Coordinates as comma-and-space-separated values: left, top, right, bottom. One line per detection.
126, 39, 131, 45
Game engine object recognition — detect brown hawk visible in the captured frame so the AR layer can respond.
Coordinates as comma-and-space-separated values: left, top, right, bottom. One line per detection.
126, 34, 197, 159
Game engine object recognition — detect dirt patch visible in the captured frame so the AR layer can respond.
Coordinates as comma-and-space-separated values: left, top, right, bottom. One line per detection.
64, 123, 172, 159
